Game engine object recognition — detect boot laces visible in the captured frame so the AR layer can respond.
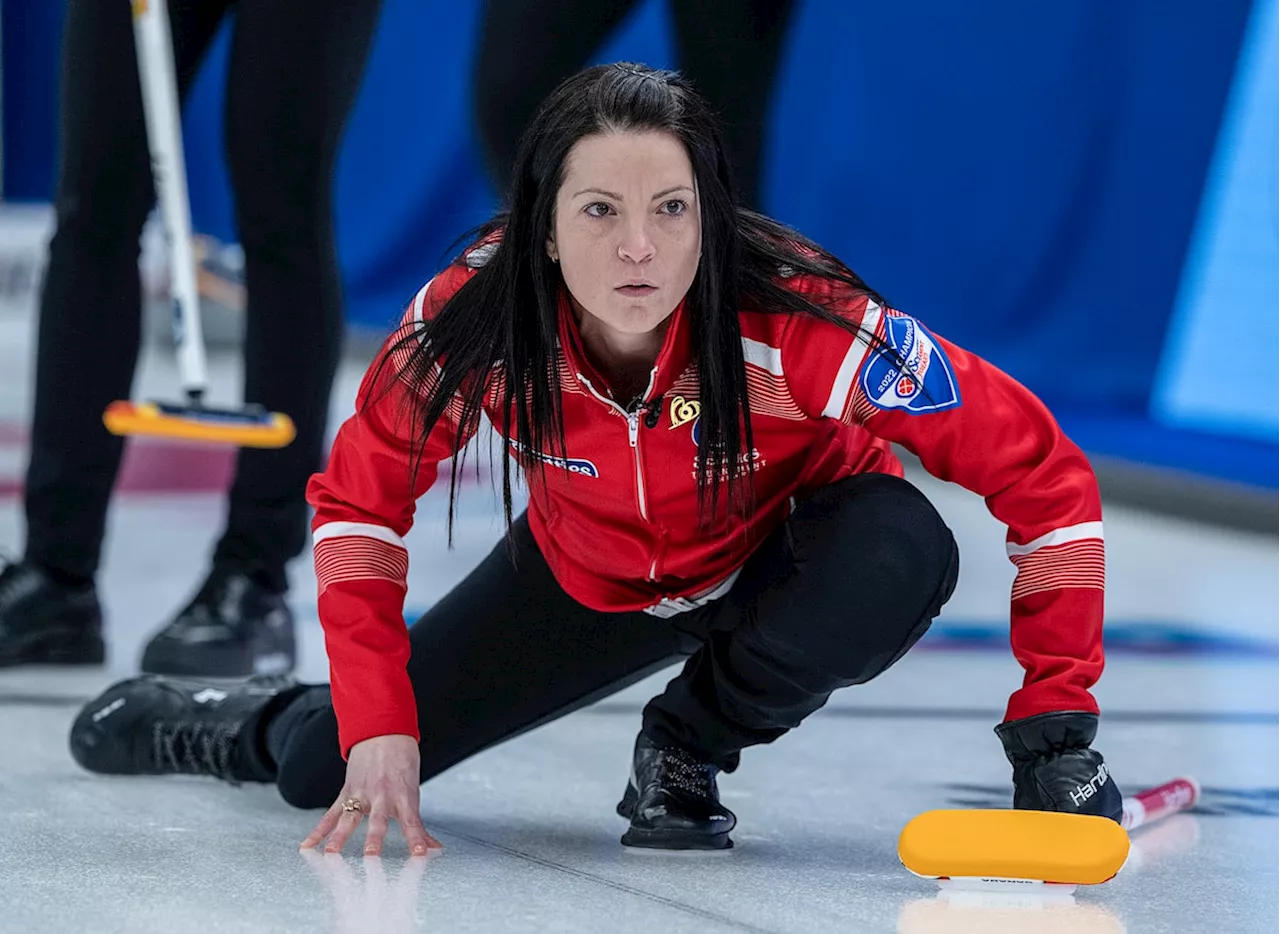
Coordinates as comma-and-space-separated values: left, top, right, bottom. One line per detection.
658, 747, 715, 798
152, 719, 242, 783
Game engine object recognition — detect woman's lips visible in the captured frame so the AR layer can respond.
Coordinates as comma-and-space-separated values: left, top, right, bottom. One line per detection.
616, 284, 657, 296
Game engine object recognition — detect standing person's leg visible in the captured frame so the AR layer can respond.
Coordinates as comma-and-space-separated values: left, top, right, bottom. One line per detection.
69, 514, 691, 818
139, 0, 385, 677
1, 0, 231, 666
472, 0, 638, 198
668, 0, 800, 210
217, 0, 384, 584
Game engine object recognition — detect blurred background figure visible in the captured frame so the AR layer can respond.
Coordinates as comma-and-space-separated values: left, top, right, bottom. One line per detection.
0, 0, 384, 676
472, 0, 797, 209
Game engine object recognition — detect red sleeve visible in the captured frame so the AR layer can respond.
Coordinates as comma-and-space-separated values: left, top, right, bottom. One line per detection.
783, 281, 1105, 722
305, 268, 479, 757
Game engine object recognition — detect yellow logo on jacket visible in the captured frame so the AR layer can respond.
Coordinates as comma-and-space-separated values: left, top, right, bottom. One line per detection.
668, 396, 701, 429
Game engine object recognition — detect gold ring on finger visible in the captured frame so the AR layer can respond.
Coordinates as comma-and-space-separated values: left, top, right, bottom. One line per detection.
341, 796, 366, 815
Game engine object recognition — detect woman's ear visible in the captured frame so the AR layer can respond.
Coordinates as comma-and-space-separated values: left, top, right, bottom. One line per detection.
545, 232, 558, 263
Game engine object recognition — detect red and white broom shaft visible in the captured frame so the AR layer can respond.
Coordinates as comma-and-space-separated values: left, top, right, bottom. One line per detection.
1121, 777, 1200, 831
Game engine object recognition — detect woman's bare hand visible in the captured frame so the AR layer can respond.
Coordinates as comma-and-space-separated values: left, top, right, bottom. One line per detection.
300, 734, 442, 856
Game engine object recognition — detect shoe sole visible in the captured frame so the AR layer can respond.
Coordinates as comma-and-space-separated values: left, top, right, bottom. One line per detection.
0, 630, 105, 668
616, 783, 734, 851
620, 826, 734, 851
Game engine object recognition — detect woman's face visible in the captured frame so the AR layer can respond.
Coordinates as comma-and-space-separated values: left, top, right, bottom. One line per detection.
549, 129, 702, 338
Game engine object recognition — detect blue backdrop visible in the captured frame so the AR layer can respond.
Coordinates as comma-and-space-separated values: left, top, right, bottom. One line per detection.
3, 0, 1274, 487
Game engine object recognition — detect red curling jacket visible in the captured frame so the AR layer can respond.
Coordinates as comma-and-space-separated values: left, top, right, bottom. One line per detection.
307, 246, 1106, 756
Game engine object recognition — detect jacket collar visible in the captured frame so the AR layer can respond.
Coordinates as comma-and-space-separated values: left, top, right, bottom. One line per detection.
556, 288, 694, 405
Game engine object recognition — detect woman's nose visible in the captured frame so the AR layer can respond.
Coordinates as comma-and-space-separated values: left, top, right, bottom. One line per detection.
617, 220, 656, 263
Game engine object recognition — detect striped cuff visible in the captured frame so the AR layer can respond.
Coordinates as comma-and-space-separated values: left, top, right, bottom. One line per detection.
1007, 522, 1105, 600
313, 521, 409, 594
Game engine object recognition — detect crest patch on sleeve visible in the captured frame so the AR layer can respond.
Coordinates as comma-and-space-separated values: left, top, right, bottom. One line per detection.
860, 314, 961, 414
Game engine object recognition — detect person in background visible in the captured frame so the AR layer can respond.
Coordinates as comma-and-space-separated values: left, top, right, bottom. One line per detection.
69, 63, 1122, 856
0, 0, 383, 676
473, 0, 797, 210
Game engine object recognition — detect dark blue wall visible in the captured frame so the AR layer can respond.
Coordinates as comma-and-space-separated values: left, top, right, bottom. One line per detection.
5, 0, 1269, 484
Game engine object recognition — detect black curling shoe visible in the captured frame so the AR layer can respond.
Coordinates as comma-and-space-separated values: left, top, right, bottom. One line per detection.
140, 568, 295, 678
69, 673, 295, 782
617, 733, 736, 851
0, 558, 104, 668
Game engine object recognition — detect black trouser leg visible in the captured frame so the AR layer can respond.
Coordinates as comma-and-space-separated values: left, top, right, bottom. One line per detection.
269, 514, 687, 809
23, 0, 230, 584
668, 0, 800, 209
642, 473, 959, 771
472, 0, 637, 198
472, 0, 798, 210
211, 0, 383, 591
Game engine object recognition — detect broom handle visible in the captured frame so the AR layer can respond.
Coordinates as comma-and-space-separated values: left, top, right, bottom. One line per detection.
131, 0, 207, 402
1121, 777, 1200, 831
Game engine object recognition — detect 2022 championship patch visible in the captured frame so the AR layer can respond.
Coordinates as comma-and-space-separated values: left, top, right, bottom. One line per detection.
861, 314, 961, 414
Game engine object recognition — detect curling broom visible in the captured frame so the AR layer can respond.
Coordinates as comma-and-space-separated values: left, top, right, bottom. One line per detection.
897, 777, 1200, 893
104, 0, 295, 449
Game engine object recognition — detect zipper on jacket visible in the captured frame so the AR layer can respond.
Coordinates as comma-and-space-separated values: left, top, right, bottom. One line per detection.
577, 370, 657, 542
625, 409, 649, 522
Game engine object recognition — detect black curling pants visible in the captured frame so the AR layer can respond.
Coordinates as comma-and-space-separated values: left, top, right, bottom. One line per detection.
254, 473, 960, 809
472, 0, 799, 209
23, 0, 382, 592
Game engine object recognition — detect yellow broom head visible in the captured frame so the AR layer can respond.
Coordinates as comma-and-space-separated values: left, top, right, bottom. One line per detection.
104, 400, 295, 449
897, 808, 1130, 888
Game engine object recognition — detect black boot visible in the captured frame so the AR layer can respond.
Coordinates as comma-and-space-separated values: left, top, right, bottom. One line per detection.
0, 558, 104, 668
617, 733, 736, 851
140, 567, 296, 678
69, 673, 296, 782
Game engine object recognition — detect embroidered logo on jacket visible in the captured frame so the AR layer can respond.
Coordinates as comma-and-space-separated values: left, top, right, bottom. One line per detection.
508, 440, 599, 478
861, 313, 961, 414
669, 396, 701, 429
687, 416, 766, 478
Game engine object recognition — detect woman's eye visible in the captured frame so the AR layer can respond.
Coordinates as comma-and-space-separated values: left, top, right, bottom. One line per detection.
659, 200, 687, 216
584, 202, 613, 217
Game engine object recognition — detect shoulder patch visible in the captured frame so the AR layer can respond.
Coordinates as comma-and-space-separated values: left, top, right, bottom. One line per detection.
860, 313, 961, 414
464, 242, 499, 269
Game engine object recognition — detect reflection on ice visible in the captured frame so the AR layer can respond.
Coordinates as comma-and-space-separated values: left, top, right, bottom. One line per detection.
897, 891, 1125, 934
300, 848, 438, 934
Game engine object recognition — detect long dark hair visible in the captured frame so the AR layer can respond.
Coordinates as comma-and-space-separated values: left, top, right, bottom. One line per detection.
372, 63, 888, 540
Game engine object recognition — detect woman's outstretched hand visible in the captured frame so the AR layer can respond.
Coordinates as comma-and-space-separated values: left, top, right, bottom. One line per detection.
300, 734, 442, 856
